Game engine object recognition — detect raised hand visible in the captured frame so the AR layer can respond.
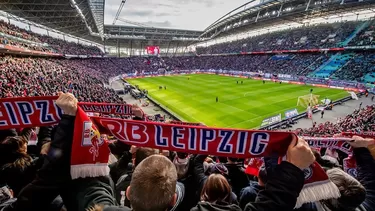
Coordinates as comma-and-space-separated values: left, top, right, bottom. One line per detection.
348, 135, 375, 148
287, 137, 315, 170
56, 92, 78, 116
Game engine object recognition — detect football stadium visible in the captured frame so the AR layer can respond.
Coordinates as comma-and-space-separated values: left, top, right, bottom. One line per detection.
1, 0, 375, 210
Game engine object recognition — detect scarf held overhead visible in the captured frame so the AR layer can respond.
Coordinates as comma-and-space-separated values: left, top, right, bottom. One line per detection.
2, 96, 343, 207
0, 96, 133, 129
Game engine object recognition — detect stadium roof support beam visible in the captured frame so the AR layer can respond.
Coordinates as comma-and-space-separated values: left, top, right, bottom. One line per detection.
112, 0, 127, 25
255, 10, 260, 22
278, 4, 283, 17
305, 0, 312, 11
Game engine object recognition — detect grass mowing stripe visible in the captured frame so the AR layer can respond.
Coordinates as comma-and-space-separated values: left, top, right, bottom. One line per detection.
128, 74, 348, 129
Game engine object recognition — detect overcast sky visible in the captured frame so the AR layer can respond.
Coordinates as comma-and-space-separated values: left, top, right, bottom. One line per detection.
104, 0, 254, 31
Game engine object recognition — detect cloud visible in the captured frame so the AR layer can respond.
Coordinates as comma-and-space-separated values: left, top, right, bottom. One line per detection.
104, 0, 250, 30
126, 10, 154, 17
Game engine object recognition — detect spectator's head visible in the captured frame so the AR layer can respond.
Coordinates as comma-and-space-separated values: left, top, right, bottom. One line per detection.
322, 168, 366, 210
173, 152, 190, 179
134, 147, 158, 167
207, 163, 228, 176
257, 165, 268, 186
0, 129, 17, 143
108, 140, 129, 159
0, 136, 30, 167
201, 174, 232, 204
127, 155, 177, 211
227, 157, 240, 163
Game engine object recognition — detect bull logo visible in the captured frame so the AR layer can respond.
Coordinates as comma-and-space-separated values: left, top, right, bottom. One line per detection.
82, 122, 103, 161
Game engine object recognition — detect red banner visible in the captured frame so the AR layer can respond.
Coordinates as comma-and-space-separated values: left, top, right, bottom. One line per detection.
92, 117, 295, 158
0, 96, 133, 129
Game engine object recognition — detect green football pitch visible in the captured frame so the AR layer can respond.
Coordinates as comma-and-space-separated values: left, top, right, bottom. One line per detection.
127, 74, 349, 129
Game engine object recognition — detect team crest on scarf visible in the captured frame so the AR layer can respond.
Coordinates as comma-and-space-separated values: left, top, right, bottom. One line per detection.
82, 121, 103, 161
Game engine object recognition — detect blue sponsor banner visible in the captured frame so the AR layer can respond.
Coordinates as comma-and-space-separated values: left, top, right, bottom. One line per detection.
261, 114, 282, 127
271, 54, 293, 60
285, 108, 299, 119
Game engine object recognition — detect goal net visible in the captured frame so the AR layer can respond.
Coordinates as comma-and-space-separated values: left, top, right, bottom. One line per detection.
297, 94, 320, 108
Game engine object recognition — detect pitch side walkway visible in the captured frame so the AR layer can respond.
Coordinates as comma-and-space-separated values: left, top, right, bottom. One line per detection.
111, 80, 172, 119
290, 94, 374, 129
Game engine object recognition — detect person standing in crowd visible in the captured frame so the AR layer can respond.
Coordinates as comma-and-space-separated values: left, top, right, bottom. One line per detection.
308, 136, 375, 211
191, 174, 240, 211
321, 109, 325, 118
359, 102, 363, 109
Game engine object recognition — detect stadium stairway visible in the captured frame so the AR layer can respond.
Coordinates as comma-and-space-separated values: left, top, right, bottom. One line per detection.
363, 73, 375, 83
310, 53, 355, 78
339, 21, 370, 46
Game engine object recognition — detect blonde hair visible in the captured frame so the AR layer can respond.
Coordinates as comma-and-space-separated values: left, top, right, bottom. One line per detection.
86, 204, 104, 211
129, 155, 177, 211
201, 174, 232, 203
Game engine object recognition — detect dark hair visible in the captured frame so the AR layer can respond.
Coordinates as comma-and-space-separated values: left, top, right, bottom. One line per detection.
201, 174, 232, 204
108, 141, 129, 158
227, 157, 239, 163
207, 163, 228, 176
0, 136, 31, 169
176, 152, 188, 159
134, 147, 158, 167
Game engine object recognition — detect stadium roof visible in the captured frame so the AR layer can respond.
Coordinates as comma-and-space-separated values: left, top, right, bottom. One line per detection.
1, 0, 375, 49
103, 25, 202, 48
0, 0, 104, 43
200, 0, 375, 39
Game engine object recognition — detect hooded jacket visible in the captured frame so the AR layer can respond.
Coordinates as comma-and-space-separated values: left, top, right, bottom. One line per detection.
298, 147, 375, 211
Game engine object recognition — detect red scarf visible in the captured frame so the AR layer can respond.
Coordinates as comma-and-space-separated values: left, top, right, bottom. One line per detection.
0, 96, 133, 129
70, 107, 110, 179
0, 96, 342, 206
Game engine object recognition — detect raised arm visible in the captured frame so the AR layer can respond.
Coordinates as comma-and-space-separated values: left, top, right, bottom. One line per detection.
244, 138, 315, 211
351, 136, 375, 210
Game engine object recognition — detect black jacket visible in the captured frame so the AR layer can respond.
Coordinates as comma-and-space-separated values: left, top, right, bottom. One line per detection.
10, 115, 75, 211
303, 148, 375, 211
225, 163, 250, 197
0, 156, 40, 197
244, 161, 304, 211
191, 201, 242, 211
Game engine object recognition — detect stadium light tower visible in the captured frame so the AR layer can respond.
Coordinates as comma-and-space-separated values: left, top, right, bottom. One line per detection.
113, 0, 127, 25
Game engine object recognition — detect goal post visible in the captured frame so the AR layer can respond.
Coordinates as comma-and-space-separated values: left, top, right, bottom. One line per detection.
297, 94, 320, 108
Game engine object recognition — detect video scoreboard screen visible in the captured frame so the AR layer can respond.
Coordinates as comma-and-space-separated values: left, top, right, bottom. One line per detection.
146, 46, 160, 55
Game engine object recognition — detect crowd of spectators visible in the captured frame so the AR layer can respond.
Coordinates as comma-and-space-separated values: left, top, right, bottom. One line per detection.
0, 20, 103, 55
349, 19, 375, 46
332, 52, 375, 81
0, 41, 374, 210
0, 56, 122, 103
196, 21, 360, 54
0, 90, 374, 211
160, 54, 332, 76
296, 105, 375, 137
